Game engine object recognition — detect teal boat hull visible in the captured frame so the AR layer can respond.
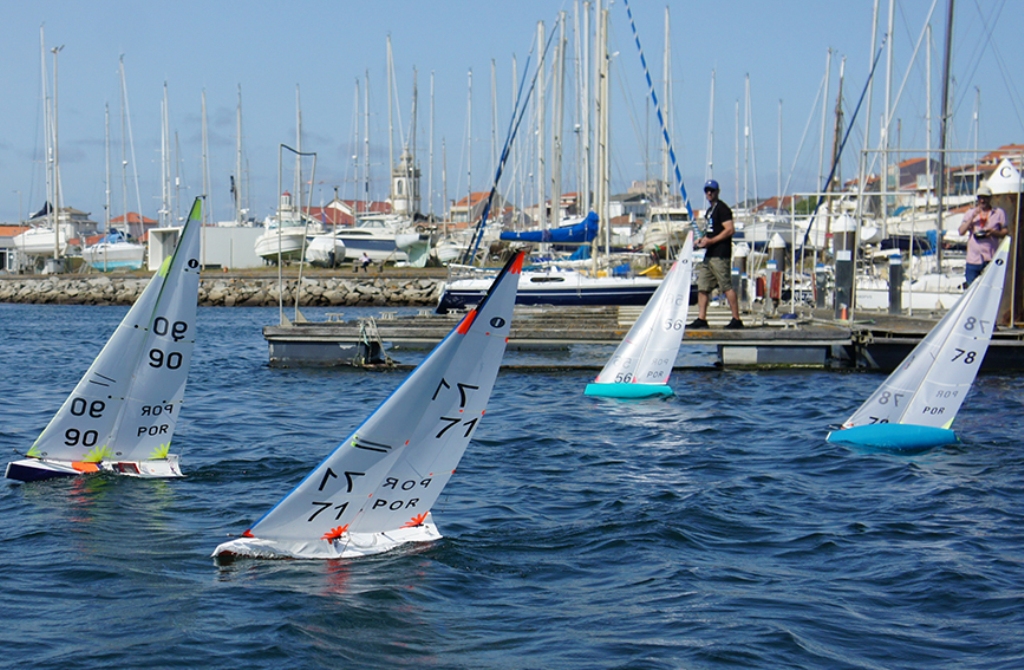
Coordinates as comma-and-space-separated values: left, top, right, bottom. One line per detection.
826, 423, 958, 450
584, 382, 673, 399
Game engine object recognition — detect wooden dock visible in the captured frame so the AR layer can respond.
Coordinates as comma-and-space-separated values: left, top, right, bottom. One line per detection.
262, 305, 1024, 371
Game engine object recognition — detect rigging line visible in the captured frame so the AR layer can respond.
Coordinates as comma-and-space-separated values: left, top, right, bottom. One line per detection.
861, 0, 939, 183
952, 0, 1003, 118
780, 69, 827, 203
462, 26, 555, 265
961, 0, 1022, 132
622, 0, 696, 230
801, 35, 888, 250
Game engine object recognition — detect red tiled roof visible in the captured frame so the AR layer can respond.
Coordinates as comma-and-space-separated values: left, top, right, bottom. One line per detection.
111, 212, 158, 225
0, 225, 30, 236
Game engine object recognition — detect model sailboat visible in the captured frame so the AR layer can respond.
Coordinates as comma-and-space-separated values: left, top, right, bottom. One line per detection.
585, 232, 693, 398
213, 251, 524, 560
827, 237, 1010, 450
6, 198, 204, 482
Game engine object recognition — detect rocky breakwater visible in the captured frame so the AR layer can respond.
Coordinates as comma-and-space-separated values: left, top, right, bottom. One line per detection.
0, 275, 443, 307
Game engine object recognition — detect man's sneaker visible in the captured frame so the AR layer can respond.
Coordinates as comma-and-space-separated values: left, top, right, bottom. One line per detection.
725, 318, 744, 330
688, 317, 709, 329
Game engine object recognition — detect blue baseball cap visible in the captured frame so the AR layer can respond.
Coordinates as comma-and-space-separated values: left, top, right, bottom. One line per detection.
704, 179, 719, 191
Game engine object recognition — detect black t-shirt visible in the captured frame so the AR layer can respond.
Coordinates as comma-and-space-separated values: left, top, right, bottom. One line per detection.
702, 200, 734, 259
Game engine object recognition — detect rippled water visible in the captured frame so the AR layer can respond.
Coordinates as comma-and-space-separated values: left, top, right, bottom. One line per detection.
2, 303, 1023, 669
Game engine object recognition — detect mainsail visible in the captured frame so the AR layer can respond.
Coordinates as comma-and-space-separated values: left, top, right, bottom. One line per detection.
828, 237, 1010, 447
585, 232, 693, 398
6, 198, 203, 481
214, 251, 524, 559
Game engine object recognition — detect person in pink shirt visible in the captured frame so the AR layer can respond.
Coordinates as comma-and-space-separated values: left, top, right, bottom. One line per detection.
958, 183, 1008, 286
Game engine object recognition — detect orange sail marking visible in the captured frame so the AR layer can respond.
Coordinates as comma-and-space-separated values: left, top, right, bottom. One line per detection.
321, 524, 350, 542
403, 512, 429, 528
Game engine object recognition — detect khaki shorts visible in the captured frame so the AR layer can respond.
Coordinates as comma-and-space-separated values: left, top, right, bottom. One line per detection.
697, 256, 734, 294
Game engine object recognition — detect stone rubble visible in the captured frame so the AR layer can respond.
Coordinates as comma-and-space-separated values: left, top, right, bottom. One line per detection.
0, 275, 444, 307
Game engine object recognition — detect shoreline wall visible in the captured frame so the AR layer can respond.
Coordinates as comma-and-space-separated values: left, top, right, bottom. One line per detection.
0, 275, 443, 307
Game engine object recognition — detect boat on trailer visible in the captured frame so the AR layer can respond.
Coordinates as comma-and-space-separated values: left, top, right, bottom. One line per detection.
6, 198, 204, 482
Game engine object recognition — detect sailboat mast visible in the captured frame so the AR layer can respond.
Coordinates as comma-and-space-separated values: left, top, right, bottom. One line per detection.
818, 49, 832, 193
663, 7, 671, 200
429, 70, 435, 218
236, 85, 243, 225
467, 68, 472, 235
581, 2, 591, 214
935, 0, 954, 270
52, 44, 64, 261
104, 103, 111, 234
706, 69, 715, 181
39, 26, 53, 240
552, 11, 566, 226
364, 71, 370, 214
536, 20, 546, 230
201, 89, 209, 267
387, 35, 395, 203
161, 82, 170, 228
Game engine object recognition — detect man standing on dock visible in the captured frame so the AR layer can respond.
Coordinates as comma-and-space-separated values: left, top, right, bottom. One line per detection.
958, 183, 1008, 287
689, 179, 743, 329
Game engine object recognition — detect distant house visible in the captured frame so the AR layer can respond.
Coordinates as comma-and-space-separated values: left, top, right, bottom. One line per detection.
0, 224, 30, 272
110, 212, 157, 240
450, 191, 509, 225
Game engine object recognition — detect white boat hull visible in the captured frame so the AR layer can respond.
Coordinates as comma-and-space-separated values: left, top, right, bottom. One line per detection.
254, 230, 307, 262
305, 235, 346, 266
82, 242, 146, 271
6, 454, 184, 483
213, 518, 442, 560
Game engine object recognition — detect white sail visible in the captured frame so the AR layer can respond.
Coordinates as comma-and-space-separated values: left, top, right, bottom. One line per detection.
842, 237, 1010, 430
587, 232, 692, 395
214, 251, 524, 560
9, 198, 203, 480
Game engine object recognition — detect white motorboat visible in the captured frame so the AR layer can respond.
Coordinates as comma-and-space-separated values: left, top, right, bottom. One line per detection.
81, 230, 146, 271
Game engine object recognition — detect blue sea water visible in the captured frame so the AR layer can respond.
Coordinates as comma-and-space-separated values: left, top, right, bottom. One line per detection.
1, 302, 1023, 669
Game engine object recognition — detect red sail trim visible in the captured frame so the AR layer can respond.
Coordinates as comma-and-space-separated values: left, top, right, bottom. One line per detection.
456, 310, 477, 335
510, 251, 525, 274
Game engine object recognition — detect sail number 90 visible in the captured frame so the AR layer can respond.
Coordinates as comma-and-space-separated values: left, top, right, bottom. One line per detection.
153, 317, 189, 342
65, 428, 99, 447
70, 398, 105, 418
149, 349, 183, 369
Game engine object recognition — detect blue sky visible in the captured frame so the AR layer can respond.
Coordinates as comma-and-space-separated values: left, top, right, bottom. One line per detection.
1, 0, 1021, 226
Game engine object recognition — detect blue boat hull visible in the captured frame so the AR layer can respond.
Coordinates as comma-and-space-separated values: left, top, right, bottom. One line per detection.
826, 424, 958, 450
584, 382, 674, 398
